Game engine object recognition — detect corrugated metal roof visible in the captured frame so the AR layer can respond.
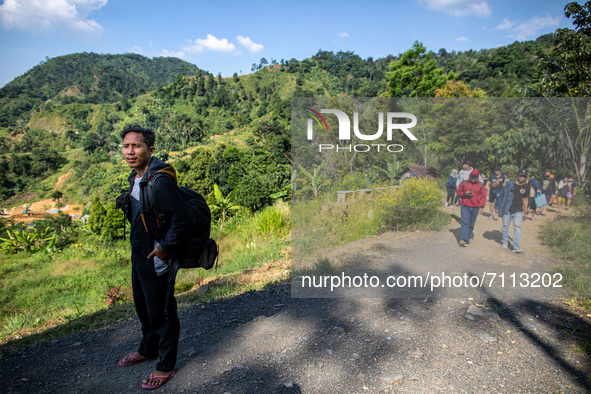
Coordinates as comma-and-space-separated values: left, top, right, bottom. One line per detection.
394, 165, 441, 180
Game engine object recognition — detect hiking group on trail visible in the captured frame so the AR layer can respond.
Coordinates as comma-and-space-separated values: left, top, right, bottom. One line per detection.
447, 161, 577, 253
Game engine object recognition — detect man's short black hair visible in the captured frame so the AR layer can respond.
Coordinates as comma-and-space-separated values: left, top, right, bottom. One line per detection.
121, 125, 155, 148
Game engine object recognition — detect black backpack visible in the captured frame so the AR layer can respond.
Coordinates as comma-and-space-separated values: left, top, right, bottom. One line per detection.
143, 170, 219, 271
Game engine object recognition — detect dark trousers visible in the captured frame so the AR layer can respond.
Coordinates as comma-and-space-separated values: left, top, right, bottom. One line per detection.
446, 186, 456, 204
131, 267, 179, 372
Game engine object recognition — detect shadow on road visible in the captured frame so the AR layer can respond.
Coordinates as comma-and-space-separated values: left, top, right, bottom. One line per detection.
0, 282, 590, 392
482, 229, 503, 244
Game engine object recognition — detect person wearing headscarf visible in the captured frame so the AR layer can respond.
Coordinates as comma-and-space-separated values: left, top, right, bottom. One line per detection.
446, 169, 459, 207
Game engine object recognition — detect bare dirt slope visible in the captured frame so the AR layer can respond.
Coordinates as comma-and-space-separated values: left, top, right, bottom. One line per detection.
1, 207, 590, 393
3, 198, 83, 223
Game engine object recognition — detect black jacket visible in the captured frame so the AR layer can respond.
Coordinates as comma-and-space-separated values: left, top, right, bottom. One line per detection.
123, 157, 194, 276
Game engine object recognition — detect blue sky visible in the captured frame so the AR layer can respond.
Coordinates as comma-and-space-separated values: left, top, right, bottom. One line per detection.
0, 0, 574, 88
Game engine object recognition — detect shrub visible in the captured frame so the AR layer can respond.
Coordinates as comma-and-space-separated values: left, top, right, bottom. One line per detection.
375, 177, 442, 230
292, 177, 443, 254
101, 202, 125, 241
88, 196, 106, 234
254, 200, 290, 236
0, 217, 26, 239
540, 206, 591, 298
339, 173, 367, 191
236, 173, 273, 212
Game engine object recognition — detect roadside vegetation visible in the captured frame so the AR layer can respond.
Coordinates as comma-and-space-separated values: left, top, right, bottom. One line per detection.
292, 177, 449, 271
0, 200, 290, 348
540, 195, 591, 310
539, 194, 591, 355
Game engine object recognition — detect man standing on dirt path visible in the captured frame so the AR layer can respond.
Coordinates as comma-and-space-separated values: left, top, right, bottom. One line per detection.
116, 125, 194, 390
494, 168, 530, 253
456, 169, 487, 247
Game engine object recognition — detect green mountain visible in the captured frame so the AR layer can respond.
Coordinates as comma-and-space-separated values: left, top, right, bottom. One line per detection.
0, 36, 559, 208
437, 34, 555, 96
0, 53, 199, 127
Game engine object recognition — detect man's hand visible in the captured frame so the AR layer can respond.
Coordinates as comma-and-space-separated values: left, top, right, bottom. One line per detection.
479, 207, 484, 215
148, 247, 168, 262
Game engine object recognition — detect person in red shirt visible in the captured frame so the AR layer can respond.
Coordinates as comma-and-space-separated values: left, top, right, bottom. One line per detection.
456, 169, 487, 246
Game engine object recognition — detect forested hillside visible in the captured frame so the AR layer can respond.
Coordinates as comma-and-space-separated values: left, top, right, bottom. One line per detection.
0, 23, 588, 214
0, 53, 199, 128
437, 34, 555, 96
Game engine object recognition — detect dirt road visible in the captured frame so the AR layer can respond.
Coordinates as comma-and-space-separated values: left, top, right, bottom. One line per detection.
1, 207, 590, 393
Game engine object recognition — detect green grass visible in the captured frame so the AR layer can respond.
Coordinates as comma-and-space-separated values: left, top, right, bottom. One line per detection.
0, 240, 131, 343
0, 201, 291, 349
292, 178, 446, 264
420, 208, 452, 232
538, 196, 591, 357
540, 197, 591, 301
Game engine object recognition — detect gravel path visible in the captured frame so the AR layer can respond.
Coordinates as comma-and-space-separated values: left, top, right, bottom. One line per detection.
1, 208, 590, 393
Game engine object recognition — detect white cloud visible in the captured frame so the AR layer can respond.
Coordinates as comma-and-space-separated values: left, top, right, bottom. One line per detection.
183, 34, 236, 53
512, 15, 560, 40
129, 46, 144, 55
455, 36, 469, 41
237, 35, 263, 53
417, 0, 491, 17
160, 49, 187, 59
339, 32, 349, 38
494, 17, 514, 30
0, 0, 106, 36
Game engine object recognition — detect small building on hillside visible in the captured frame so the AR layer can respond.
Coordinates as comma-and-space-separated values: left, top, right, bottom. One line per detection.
394, 165, 440, 182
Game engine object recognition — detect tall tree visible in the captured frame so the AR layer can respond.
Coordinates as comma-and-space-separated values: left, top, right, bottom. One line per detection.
539, 1, 591, 96
387, 41, 453, 165
429, 81, 492, 169
538, 1, 591, 186
434, 80, 485, 98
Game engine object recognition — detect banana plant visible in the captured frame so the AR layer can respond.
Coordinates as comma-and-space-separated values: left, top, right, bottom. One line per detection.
372, 157, 401, 185
0, 227, 55, 254
299, 164, 330, 199
209, 184, 242, 228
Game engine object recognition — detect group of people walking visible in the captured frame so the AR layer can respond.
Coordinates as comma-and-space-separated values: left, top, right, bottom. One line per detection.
445, 161, 577, 253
